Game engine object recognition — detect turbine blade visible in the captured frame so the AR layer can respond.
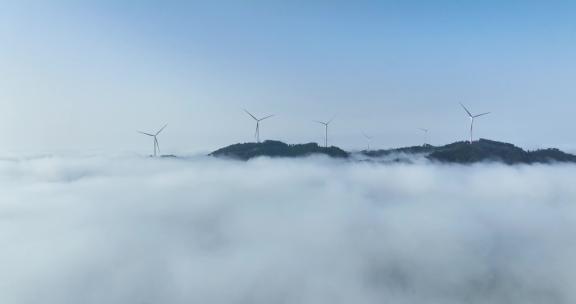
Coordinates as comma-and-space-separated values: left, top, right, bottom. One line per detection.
327, 116, 335, 125
138, 131, 154, 137
362, 132, 371, 139
259, 114, 274, 121
314, 120, 327, 125
474, 112, 491, 118
243, 109, 258, 121
156, 124, 168, 136
459, 103, 473, 117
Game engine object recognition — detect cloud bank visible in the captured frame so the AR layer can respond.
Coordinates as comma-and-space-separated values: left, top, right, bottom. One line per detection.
1, 156, 576, 304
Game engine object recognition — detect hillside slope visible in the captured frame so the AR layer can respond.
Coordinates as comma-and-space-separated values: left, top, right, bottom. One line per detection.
210, 140, 350, 160
364, 139, 576, 164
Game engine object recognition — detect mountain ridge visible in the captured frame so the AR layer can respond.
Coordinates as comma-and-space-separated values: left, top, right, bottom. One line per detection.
209, 140, 349, 160
209, 139, 576, 164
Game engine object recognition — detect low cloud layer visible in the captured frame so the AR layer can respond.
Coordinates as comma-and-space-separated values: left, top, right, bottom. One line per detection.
1, 156, 576, 304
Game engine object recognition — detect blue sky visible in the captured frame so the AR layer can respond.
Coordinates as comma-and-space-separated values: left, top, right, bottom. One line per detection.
1, 0, 575, 154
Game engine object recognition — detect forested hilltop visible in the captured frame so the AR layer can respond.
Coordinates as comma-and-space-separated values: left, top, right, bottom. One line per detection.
210, 139, 576, 164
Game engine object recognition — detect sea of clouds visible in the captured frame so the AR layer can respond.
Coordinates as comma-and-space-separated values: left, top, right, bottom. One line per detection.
1, 155, 576, 304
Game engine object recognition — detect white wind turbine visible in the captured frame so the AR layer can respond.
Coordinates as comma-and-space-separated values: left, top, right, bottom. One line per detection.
460, 103, 490, 143
362, 132, 373, 150
418, 128, 430, 146
314, 118, 334, 148
244, 109, 274, 143
138, 124, 167, 157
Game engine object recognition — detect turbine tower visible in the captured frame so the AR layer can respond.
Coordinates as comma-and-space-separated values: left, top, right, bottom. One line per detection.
314, 118, 333, 148
419, 128, 430, 146
244, 109, 274, 143
460, 103, 490, 143
362, 132, 373, 150
138, 124, 167, 157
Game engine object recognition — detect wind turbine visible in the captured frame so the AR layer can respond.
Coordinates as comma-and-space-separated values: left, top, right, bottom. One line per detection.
314, 118, 333, 148
460, 103, 490, 143
362, 132, 373, 150
138, 124, 167, 157
244, 109, 274, 143
418, 128, 430, 146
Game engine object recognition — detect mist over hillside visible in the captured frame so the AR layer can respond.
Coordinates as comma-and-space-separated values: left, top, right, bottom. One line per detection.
1, 155, 576, 304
